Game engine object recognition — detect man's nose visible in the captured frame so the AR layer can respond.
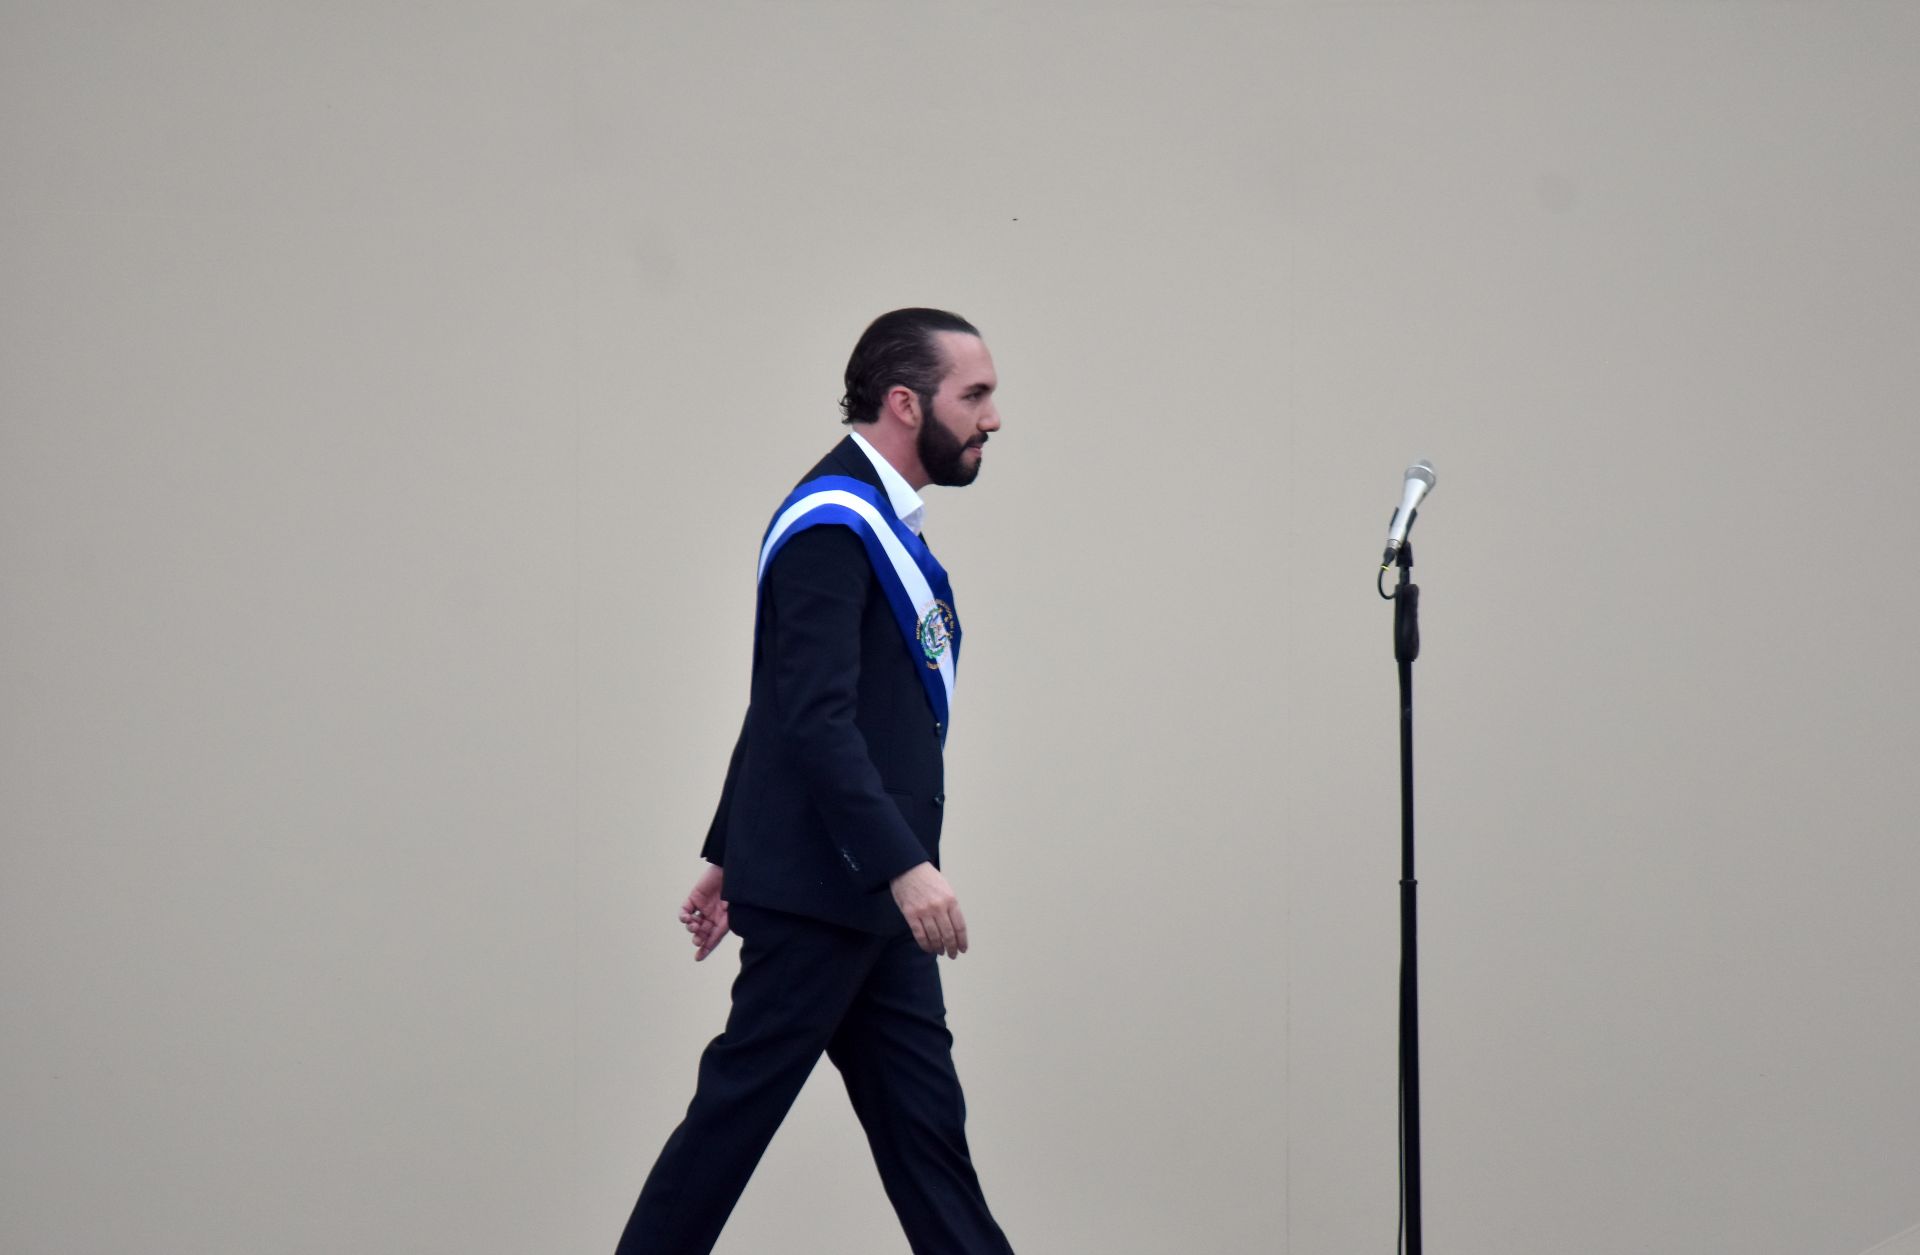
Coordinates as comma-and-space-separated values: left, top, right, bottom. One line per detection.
980, 407, 1002, 432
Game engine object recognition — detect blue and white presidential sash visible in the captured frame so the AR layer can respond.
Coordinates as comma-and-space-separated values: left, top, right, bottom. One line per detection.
756, 475, 959, 742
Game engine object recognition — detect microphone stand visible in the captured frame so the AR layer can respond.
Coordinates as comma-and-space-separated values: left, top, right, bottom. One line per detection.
1386, 529, 1423, 1255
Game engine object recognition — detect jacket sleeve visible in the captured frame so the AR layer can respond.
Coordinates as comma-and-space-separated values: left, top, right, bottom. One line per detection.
698, 714, 748, 865
761, 525, 929, 891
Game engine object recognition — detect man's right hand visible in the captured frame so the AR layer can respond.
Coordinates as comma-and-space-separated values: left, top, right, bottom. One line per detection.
890, 862, 968, 958
678, 862, 730, 962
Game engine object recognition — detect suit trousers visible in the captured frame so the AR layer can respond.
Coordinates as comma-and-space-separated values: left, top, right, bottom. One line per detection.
616, 903, 1015, 1255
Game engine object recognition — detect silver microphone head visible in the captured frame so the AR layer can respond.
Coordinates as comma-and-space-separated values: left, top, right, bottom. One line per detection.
1383, 460, 1437, 563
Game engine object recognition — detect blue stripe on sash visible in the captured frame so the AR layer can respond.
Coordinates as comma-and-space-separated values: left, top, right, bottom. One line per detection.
757, 475, 959, 741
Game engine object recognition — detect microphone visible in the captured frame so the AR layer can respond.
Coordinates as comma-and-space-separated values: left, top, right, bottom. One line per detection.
1382, 461, 1436, 566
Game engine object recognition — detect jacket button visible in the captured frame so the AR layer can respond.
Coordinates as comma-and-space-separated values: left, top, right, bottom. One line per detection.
934, 720, 944, 734
932, 793, 945, 807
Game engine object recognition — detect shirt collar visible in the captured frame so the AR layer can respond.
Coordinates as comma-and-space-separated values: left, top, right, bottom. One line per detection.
848, 430, 926, 536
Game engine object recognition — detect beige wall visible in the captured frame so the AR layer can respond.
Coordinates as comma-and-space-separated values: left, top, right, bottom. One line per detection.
4, 3, 1916, 1252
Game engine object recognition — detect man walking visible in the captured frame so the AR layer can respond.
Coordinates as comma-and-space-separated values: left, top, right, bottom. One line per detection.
616, 309, 1016, 1254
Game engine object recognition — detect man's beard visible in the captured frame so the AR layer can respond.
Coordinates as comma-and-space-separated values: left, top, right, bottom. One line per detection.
917, 395, 982, 487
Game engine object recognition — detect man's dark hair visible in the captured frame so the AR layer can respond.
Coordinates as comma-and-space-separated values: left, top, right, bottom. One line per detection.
840, 308, 980, 425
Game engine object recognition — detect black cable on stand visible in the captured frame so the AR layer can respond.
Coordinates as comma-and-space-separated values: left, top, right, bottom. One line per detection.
1389, 542, 1422, 1255
1378, 459, 1433, 1255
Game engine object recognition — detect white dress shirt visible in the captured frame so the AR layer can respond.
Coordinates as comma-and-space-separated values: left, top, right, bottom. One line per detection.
848, 429, 926, 537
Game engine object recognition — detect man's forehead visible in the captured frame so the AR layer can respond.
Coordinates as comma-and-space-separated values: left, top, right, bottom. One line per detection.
935, 331, 996, 385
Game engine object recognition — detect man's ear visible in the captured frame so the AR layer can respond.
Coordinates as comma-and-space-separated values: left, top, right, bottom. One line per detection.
884, 384, 922, 429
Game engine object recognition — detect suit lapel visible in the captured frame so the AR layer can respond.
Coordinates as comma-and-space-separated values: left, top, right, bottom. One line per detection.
801, 434, 885, 493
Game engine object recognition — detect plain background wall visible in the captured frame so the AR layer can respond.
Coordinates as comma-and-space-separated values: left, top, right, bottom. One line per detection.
3, 2, 1916, 1252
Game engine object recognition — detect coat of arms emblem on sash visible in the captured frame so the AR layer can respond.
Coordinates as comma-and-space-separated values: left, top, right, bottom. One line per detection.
916, 601, 958, 669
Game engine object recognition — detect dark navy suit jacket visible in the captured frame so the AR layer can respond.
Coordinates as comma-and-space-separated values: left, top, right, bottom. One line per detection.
700, 437, 947, 934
